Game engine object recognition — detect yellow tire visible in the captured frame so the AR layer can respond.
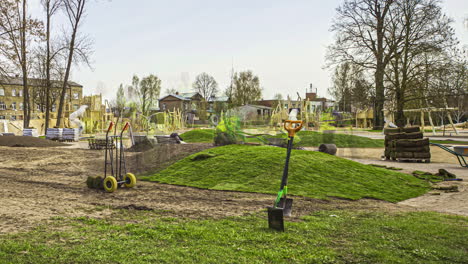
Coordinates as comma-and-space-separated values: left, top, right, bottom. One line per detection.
124, 173, 137, 188
103, 176, 118, 193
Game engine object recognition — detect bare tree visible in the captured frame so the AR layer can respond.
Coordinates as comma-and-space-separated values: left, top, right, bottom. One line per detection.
384, 0, 457, 126
0, 0, 43, 127
41, 0, 61, 131
56, 0, 92, 127
327, 0, 397, 129
192, 73, 218, 101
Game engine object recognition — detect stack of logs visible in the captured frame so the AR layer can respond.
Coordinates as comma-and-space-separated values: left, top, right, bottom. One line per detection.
384, 127, 431, 163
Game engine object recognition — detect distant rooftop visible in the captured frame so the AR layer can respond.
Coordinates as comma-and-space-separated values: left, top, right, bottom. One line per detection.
0, 76, 82, 87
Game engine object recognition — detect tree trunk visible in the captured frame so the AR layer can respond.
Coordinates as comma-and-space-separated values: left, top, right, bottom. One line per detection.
373, 65, 385, 129
21, 0, 30, 128
45, 1, 51, 133
56, 30, 77, 127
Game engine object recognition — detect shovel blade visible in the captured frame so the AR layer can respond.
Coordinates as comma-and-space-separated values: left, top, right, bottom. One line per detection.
267, 207, 284, 231
278, 198, 293, 217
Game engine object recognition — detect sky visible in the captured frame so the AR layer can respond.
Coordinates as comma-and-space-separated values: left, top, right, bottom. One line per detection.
32, 0, 468, 100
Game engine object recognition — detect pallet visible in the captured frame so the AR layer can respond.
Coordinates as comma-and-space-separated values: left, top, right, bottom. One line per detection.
396, 158, 431, 163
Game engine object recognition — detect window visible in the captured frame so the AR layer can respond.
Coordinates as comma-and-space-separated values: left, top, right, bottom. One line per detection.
36, 104, 41, 111
12, 89, 16, 96
52, 104, 56, 112
0, 102, 6, 110
10, 115, 16, 121
19, 89, 23, 97
0, 88, 4, 96
19, 103, 23, 110
73, 104, 79, 110
0, 116, 5, 120
11, 102, 16, 110
162, 103, 166, 110
73, 93, 79, 100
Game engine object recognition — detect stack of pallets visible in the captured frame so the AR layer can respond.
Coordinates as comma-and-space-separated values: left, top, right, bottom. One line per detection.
62, 128, 79, 142
23, 128, 38, 137
384, 127, 430, 163
46, 128, 62, 141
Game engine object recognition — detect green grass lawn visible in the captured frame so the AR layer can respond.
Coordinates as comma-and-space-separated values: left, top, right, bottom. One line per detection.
142, 145, 429, 202
430, 140, 468, 145
293, 131, 384, 147
180, 129, 215, 143
1, 210, 466, 263
181, 129, 385, 148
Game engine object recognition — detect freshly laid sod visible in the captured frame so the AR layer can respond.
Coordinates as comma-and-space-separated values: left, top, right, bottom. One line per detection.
293, 131, 384, 148
142, 145, 429, 202
180, 129, 215, 143
0, 211, 466, 263
181, 129, 385, 148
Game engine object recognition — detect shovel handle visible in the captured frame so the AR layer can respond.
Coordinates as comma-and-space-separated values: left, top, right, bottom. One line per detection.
122, 122, 130, 132
107, 122, 114, 133
284, 120, 303, 137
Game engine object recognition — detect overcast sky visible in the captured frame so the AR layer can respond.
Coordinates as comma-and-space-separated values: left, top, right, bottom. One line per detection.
33, 0, 468, 100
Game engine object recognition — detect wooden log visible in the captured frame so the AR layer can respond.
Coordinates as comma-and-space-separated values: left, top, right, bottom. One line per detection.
394, 138, 429, 147
384, 127, 401, 135
394, 146, 430, 152
318, 144, 337, 155
401, 127, 420, 133
413, 152, 431, 159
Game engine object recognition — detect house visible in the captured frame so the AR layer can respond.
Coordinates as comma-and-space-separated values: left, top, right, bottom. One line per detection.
208, 95, 229, 113
158, 92, 203, 113
255, 91, 335, 114
0, 76, 83, 121
229, 104, 272, 122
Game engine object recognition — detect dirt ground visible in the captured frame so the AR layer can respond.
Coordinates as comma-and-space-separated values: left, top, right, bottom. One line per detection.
332, 147, 468, 216
0, 136, 67, 147
0, 145, 409, 234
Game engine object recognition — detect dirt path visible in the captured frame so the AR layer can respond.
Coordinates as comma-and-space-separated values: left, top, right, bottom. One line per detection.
0, 146, 406, 234
344, 157, 468, 216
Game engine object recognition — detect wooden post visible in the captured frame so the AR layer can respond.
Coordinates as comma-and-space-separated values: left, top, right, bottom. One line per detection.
444, 99, 459, 135
427, 110, 436, 135
420, 110, 425, 133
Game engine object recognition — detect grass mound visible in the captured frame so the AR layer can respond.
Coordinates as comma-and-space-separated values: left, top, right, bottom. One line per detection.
293, 131, 384, 148
180, 129, 384, 147
180, 129, 214, 143
142, 145, 429, 202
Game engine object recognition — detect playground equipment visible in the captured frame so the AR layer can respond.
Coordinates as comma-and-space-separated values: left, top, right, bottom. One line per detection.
430, 143, 468, 168
268, 119, 303, 232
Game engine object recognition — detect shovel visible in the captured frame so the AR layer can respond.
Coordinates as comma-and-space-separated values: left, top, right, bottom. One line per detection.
268, 120, 303, 231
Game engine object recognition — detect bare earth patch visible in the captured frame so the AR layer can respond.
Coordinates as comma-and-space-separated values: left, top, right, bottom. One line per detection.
336, 149, 468, 217
0, 145, 411, 234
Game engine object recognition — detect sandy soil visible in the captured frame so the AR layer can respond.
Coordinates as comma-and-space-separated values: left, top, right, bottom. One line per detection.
0, 145, 407, 234
337, 150, 468, 217
333, 146, 462, 164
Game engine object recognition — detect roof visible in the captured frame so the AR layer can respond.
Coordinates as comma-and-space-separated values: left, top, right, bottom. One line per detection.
238, 104, 272, 110
159, 92, 202, 101
0, 76, 82, 87
208, 96, 229, 102
159, 94, 191, 101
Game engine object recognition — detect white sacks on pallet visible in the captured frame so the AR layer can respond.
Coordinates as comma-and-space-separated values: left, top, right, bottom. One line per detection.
46, 128, 62, 141
23, 128, 39, 137
62, 128, 79, 142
